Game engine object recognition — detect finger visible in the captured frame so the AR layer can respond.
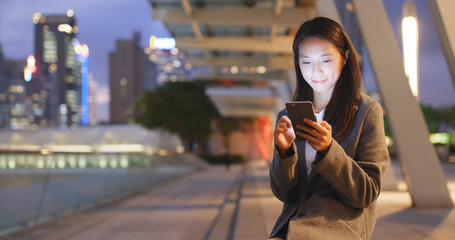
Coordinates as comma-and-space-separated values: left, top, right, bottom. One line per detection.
296, 130, 318, 142
304, 120, 331, 136
300, 132, 318, 143
296, 124, 321, 137
303, 118, 325, 131
319, 120, 332, 131
277, 122, 292, 132
280, 116, 293, 128
274, 126, 288, 136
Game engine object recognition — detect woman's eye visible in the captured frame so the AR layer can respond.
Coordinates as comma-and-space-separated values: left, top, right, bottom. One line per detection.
302, 61, 311, 65
322, 59, 332, 63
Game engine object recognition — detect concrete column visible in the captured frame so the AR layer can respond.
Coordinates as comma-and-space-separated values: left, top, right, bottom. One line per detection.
427, 0, 455, 91
351, 0, 453, 207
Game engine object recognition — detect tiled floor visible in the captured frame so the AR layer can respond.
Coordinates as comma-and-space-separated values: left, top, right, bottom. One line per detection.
4, 160, 455, 240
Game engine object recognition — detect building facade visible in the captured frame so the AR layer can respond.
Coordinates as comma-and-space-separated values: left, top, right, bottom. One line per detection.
33, 13, 80, 128
109, 34, 192, 123
109, 33, 148, 123
0, 59, 32, 129
144, 46, 190, 91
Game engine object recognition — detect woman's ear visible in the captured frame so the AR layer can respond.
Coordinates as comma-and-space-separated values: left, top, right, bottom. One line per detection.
343, 50, 350, 66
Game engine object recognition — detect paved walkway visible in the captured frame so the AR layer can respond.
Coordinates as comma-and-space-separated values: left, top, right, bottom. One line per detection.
3, 160, 455, 240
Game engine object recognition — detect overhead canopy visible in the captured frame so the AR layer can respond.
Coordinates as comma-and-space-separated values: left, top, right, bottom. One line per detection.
148, 0, 339, 118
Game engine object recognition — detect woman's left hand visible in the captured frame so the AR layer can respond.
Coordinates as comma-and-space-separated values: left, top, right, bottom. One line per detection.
296, 119, 333, 152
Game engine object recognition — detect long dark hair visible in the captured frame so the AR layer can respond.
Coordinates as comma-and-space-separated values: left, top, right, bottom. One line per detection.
292, 17, 361, 142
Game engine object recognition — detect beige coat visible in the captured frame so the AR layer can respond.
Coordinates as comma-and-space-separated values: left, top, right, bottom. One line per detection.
269, 94, 389, 240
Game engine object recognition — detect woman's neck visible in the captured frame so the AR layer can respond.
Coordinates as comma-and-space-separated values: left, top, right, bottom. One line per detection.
313, 92, 331, 113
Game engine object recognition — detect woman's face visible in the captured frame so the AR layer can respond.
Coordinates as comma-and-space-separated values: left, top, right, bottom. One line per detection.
298, 36, 345, 97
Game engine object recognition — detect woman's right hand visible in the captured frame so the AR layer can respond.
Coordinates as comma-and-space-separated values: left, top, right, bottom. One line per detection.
274, 115, 296, 156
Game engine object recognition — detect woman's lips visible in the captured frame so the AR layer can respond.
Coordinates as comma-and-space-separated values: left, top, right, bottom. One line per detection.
312, 80, 327, 85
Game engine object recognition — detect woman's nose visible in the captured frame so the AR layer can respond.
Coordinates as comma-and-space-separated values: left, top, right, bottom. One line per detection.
312, 62, 323, 75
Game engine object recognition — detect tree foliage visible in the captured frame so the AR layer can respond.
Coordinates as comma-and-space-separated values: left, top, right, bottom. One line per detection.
384, 104, 454, 137
132, 81, 219, 152
439, 105, 455, 128
420, 104, 442, 133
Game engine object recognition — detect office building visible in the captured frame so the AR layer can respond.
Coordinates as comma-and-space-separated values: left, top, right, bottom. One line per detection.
109, 33, 148, 123
0, 44, 5, 91
144, 46, 190, 91
0, 59, 32, 129
88, 74, 97, 125
32, 13, 80, 128
0, 45, 9, 128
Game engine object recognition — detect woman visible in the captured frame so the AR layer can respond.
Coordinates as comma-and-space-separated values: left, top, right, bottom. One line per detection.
269, 17, 389, 240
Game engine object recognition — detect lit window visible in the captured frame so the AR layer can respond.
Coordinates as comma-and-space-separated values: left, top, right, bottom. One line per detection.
120, 78, 127, 86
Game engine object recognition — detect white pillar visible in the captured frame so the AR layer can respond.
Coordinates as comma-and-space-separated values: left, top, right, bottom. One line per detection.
352, 0, 453, 207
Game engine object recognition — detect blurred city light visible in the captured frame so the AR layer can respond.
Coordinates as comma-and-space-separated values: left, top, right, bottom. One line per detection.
385, 136, 394, 148
74, 43, 90, 126
58, 24, 73, 34
256, 66, 267, 74
149, 35, 176, 50
67, 9, 74, 18
176, 146, 185, 154
230, 66, 239, 74
32, 12, 41, 24
74, 43, 90, 57
158, 149, 168, 156
402, 0, 419, 100
23, 55, 37, 82
429, 132, 451, 145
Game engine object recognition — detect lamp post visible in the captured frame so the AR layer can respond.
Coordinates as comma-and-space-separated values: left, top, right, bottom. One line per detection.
402, 0, 419, 101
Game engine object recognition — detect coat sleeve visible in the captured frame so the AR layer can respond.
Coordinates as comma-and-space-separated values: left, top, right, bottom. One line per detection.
312, 100, 389, 209
269, 110, 300, 203
269, 142, 299, 203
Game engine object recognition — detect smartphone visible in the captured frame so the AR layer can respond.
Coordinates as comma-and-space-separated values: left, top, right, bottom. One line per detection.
285, 101, 317, 139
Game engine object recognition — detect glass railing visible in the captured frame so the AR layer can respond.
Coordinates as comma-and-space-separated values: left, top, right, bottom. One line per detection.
0, 152, 204, 237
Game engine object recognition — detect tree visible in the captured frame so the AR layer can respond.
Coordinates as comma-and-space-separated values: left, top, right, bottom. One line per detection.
440, 105, 455, 129
216, 117, 252, 152
384, 104, 451, 137
132, 81, 219, 152
420, 104, 442, 133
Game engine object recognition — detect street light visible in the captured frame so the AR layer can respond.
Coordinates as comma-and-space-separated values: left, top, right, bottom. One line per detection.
402, 0, 419, 101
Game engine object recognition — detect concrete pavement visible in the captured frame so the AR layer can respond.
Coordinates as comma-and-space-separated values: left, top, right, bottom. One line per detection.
3, 159, 455, 240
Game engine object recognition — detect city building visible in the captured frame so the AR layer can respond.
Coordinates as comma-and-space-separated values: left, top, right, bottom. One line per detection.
88, 74, 97, 126
32, 13, 80, 128
144, 38, 191, 90
109, 33, 150, 123
0, 44, 3, 82
109, 33, 192, 123
0, 45, 9, 129
74, 42, 92, 126
0, 59, 32, 129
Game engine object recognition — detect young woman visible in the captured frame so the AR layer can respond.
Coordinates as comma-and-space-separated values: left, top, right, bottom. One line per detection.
269, 17, 389, 240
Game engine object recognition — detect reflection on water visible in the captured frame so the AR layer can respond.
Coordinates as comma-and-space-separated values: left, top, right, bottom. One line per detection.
0, 153, 203, 237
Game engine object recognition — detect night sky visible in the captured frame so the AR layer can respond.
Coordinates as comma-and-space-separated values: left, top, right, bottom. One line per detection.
0, 0, 454, 122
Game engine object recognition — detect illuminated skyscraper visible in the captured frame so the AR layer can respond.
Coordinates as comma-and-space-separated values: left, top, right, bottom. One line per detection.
145, 47, 190, 90
0, 59, 31, 129
145, 36, 190, 90
32, 13, 80, 128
